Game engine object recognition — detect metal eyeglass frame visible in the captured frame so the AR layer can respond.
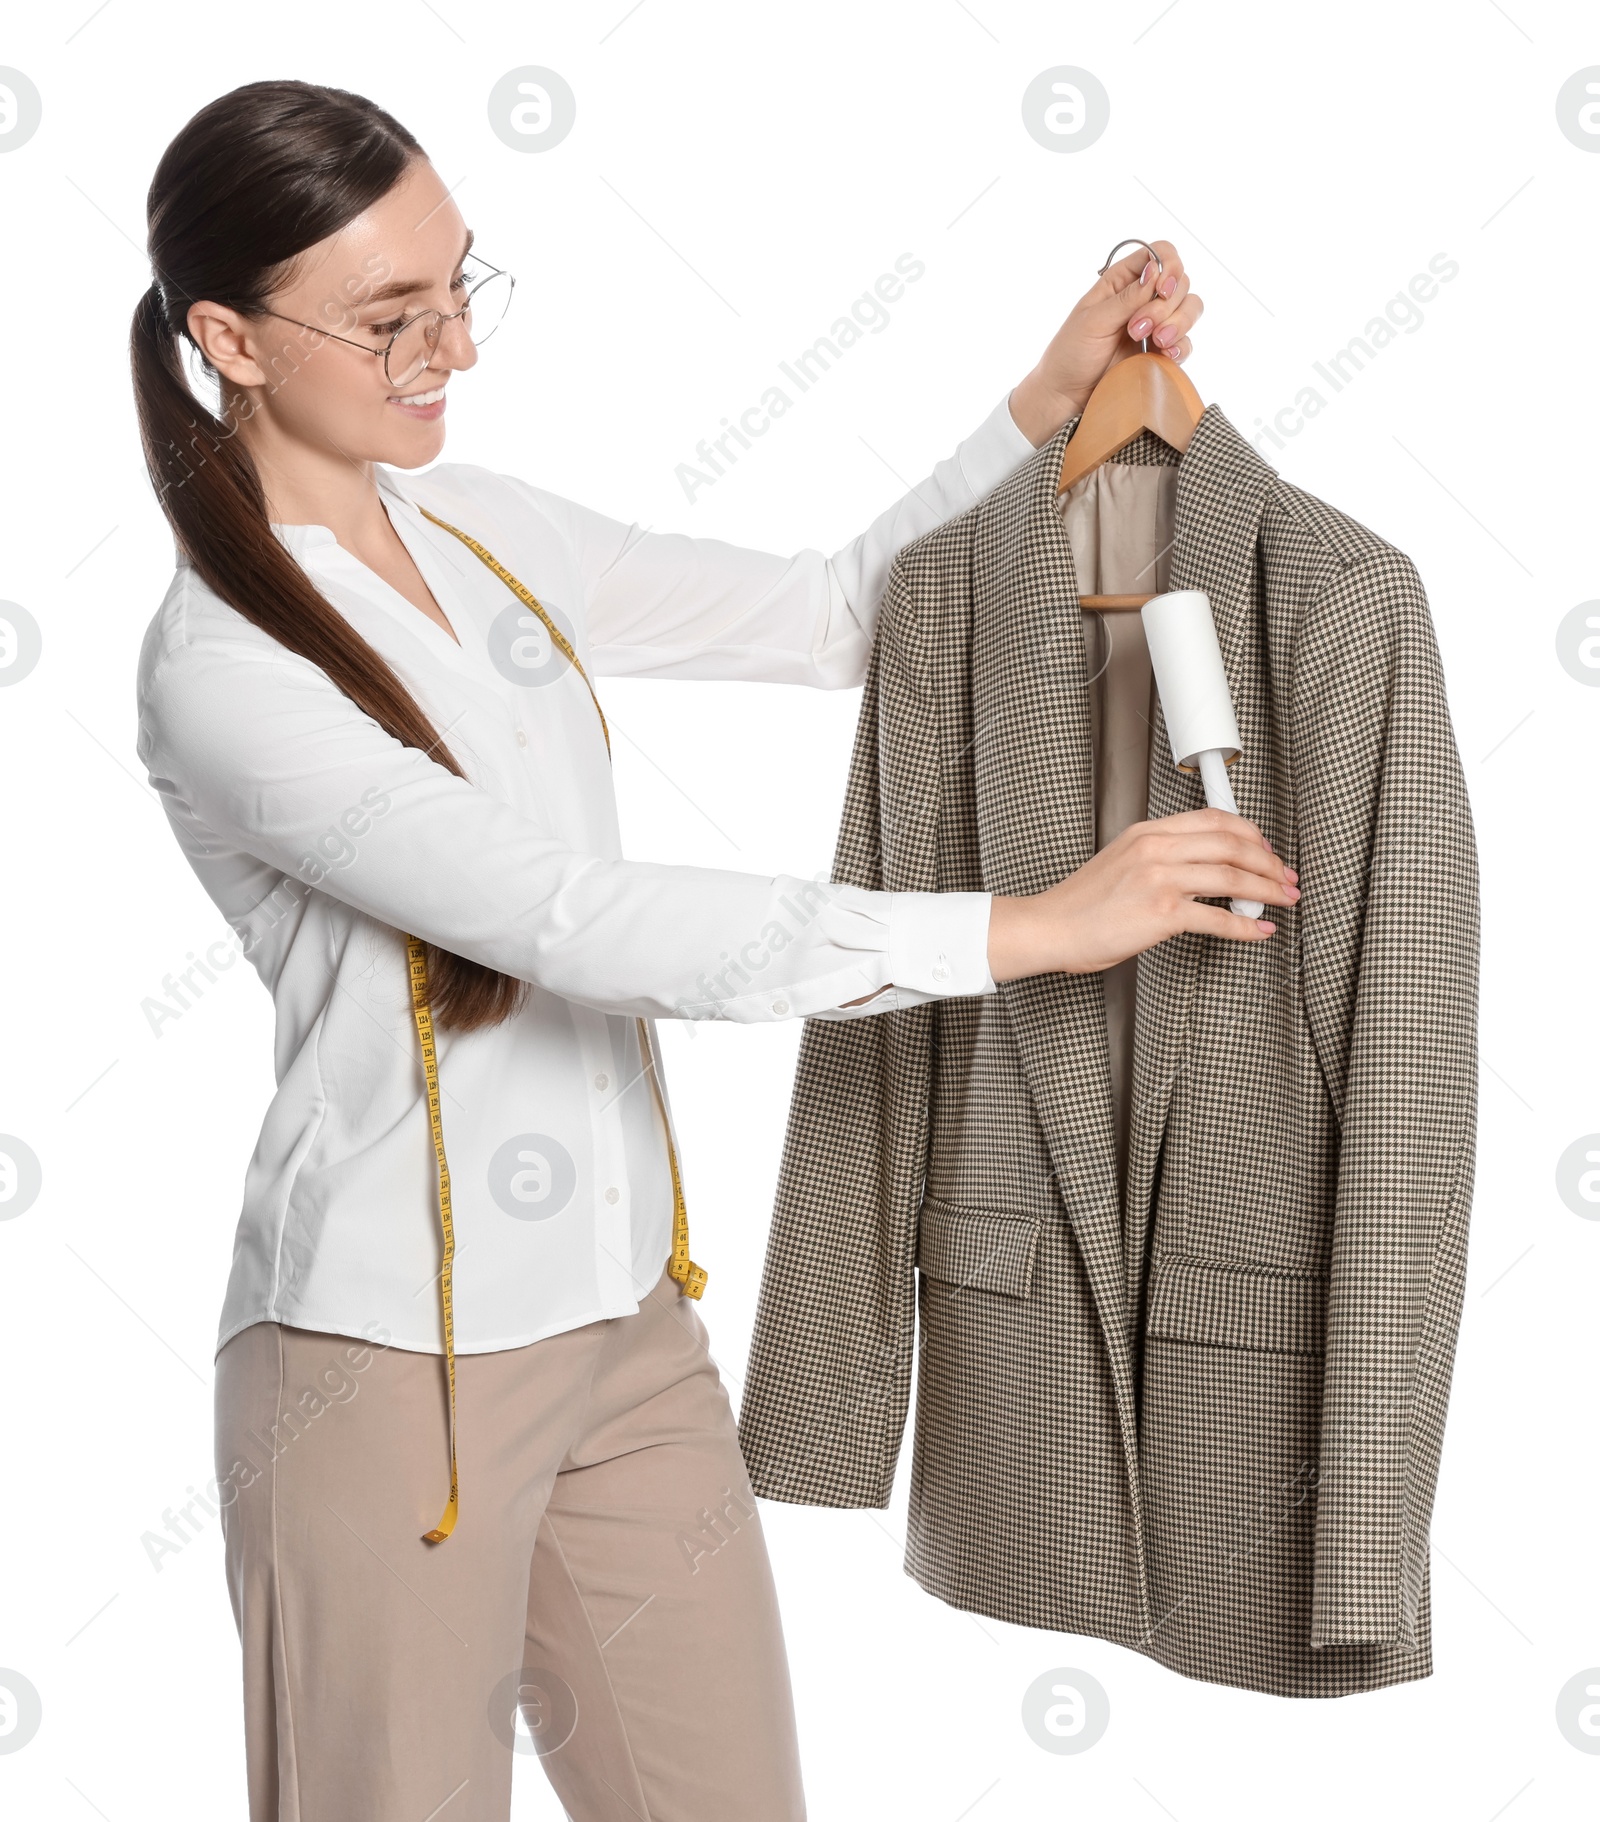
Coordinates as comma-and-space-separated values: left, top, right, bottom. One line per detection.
256, 258, 515, 387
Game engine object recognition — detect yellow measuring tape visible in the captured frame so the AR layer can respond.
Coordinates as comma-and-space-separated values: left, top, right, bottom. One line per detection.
404, 935, 459, 1542
404, 507, 707, 1546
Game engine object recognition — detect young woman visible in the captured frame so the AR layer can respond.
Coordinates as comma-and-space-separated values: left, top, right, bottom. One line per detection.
132, 79, 1293, 1822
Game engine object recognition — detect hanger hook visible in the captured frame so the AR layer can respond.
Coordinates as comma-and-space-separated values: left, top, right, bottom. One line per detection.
1098, 238, 1163, 353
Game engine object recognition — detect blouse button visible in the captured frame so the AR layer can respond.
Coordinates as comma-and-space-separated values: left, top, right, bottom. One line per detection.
594, 1072, 609, 1091
515, 729, 528, 747
604, 1186, 621, 1204
771, 999, 789, 1016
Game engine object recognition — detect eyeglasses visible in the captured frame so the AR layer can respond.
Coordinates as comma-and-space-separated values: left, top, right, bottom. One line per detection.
258, 254, 515, 389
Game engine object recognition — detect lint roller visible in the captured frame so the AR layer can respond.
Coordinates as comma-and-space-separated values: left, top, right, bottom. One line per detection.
1140, 588, 1262, 920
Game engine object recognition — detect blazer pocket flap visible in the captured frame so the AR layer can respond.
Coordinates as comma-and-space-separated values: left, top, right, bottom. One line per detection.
916, 1197, 1042, 1298
1148, 1256, 1327, 1355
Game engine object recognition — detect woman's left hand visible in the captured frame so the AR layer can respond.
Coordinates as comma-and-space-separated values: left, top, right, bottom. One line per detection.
1007, 239, 1203, 447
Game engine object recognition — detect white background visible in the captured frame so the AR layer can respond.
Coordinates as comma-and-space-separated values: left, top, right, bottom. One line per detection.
1, 2, 1596, 1817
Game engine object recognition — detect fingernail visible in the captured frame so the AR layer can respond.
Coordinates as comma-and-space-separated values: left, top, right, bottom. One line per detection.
1160, 273, 1178, 297
1256, 920, 1276, 935
1286, 885, 1301, 901
1130, 316, 1153, 338
1284, 865, 1298, 883
1153, 322, 1177, 347
1140, 260, 1154, 285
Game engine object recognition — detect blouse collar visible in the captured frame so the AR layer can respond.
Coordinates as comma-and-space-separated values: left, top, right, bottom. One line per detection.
269, 463, 417, 558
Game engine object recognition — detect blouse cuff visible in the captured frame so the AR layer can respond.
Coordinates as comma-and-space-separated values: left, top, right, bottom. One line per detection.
678, 881, 997, 1024
802, 887, 997, 1022
885, 889, 996, 997
994, 387, 1047, 462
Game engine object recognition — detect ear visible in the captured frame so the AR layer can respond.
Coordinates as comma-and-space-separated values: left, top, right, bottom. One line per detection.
185, 301, 272, 389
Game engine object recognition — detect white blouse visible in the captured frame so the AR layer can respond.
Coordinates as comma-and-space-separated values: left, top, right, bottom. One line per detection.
135, 390, 1038, 1358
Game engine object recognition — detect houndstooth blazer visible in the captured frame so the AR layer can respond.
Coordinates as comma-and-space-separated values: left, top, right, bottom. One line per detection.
737, 404, 1480, 1698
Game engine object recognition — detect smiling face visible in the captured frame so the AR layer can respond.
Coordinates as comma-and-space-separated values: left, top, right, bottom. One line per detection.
187, 157, 481, 472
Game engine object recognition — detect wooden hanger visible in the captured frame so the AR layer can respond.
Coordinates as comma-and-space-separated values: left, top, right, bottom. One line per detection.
1059, 240, 1206, 612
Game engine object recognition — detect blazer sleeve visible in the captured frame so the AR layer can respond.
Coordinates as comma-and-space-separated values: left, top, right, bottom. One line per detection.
1291, 544, 1480, 1651
737, 562, 939, 1506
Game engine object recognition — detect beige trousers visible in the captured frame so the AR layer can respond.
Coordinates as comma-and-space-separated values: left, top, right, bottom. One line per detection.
213, 1266, 806, 1821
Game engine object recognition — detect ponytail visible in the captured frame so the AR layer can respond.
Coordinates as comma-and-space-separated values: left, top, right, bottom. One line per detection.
132, 82, 525, 1033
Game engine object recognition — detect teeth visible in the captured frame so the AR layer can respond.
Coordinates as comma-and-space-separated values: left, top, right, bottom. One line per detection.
397, 385, 447, 406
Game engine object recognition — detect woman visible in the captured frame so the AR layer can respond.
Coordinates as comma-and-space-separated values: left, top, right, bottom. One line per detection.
132, 79, 1294, 1822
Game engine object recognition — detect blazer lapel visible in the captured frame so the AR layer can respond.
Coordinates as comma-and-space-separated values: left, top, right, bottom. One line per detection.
968, 406, 1276, 1625
1122, 407, 1278, 1325
969, 422, 1146, 1568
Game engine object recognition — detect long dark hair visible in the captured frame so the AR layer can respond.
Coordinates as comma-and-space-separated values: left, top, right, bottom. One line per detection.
133, 78, 524, 1032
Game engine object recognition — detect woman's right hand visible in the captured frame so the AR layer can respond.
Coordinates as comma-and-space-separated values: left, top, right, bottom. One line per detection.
986, 807, 1297, 984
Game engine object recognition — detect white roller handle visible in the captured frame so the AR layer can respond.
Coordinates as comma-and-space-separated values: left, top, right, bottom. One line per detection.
1140, 589, 1262, 922
1195, 748, 1263, 920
